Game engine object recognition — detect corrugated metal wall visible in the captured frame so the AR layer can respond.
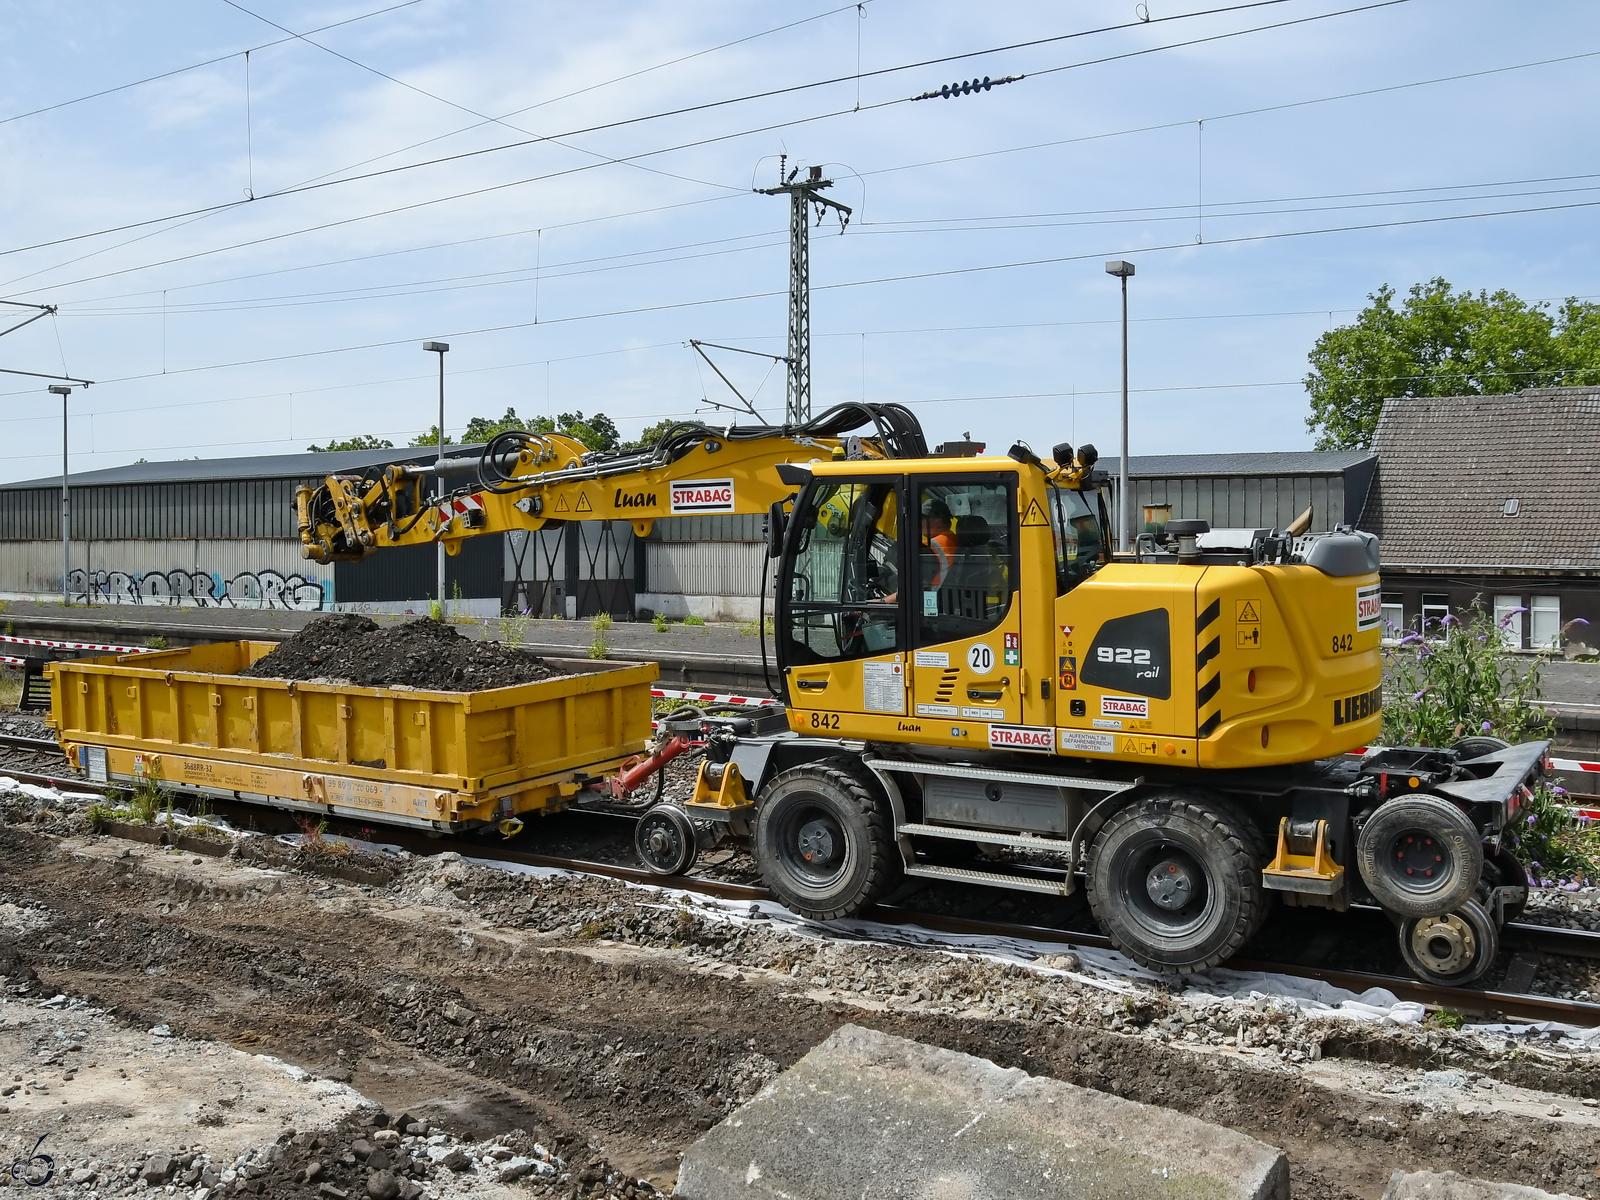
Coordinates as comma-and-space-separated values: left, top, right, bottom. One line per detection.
1134, 474, 1348, 531
0, 480, 308, 540
333, 535, 501, 603
0, 538, 331, 608
646, 541, 765, 596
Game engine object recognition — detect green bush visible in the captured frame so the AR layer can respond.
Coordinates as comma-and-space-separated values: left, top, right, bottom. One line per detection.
681, 615, 706, 627
1384, 603, 1600, 885
652, 613, 668, 632
1382, 604, 1553, 748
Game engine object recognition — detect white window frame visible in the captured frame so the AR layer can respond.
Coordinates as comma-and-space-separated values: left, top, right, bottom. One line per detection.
1380, 593, 1405, 641
1492, 594, 1524, 649
1420, 593, 1450, 638
1530, 595, 1561, 650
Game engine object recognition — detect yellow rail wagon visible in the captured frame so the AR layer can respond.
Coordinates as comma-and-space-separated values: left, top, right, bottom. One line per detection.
48, 641, 657, 833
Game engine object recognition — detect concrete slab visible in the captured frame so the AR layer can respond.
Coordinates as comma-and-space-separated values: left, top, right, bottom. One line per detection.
674, 1023, 1288, 1200
1382, 1171, 1584, 1200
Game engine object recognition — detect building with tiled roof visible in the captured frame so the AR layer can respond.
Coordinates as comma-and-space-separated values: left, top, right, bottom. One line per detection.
1358, 387, 1600, 652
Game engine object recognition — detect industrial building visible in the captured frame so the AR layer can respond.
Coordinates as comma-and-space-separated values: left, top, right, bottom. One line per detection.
0, 443, 1382, 621
0, 448, 501, 614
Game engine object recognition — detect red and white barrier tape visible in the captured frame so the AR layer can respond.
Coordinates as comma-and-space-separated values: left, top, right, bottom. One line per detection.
0, 634, 153, 655
1553, 756, 1600, 775
650, 687, 780, 707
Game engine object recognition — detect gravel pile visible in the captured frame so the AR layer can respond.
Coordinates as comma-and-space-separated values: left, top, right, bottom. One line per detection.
239, 614, 569, 692
1521, 885, 1600, 931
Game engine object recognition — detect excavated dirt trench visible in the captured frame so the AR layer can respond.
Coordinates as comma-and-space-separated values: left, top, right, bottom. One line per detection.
4, 826, 1600, 1199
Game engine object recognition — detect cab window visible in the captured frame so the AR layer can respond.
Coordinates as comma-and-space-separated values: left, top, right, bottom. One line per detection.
1050, 484, 1106, 593
783, 479, 901, 664
916, 480, 1014, 644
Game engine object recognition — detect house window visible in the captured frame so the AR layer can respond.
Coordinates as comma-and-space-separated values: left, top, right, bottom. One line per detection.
1531, 595, 1562, 650
1421, 593, 1450, 636
1380, 593, 1405, 639
1493, 595, 1524, 648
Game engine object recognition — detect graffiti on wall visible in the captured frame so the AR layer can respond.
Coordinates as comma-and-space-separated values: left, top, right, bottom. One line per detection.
65, 568, 326, 610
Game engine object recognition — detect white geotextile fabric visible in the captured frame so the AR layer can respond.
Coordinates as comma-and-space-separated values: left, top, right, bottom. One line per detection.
0, 774, 100, 803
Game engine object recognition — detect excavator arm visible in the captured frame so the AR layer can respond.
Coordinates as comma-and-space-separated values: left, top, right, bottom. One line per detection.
297, 403, 929, 564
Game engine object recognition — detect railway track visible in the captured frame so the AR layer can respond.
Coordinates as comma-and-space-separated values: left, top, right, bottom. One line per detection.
2, 731, 1598, 1027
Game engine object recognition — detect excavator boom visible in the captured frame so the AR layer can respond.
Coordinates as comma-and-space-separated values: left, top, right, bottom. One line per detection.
297, 403, 929, 564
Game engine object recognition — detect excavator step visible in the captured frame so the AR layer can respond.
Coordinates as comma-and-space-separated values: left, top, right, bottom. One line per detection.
903, 862, 1073, 896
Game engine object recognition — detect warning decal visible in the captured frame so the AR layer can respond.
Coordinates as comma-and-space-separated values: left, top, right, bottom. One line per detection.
1020, 498, 1050, 527
575, 493, 593, 513
555, 495, 572, 512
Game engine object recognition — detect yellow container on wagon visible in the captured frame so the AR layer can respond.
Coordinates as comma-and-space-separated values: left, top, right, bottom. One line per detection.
47, 641, 658, 832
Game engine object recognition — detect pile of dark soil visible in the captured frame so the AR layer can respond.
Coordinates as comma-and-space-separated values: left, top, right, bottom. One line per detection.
240, 614, 569, 692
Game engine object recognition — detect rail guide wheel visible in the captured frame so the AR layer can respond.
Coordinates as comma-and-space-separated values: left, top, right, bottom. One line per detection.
635, 804, 698, 876
1085, 792, 1268, 974
1398, 898, 1499, 986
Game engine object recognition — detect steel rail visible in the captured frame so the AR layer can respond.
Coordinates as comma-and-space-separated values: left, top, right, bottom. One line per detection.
2, 752, 1597, 1026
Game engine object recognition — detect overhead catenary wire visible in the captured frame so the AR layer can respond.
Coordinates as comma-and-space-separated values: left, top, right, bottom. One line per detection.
8, 17, 1576, 302
14, 192, 1600, 398
48, 166, 1600, 311
58, 177, 1600, 317
0, 0, 1377, 266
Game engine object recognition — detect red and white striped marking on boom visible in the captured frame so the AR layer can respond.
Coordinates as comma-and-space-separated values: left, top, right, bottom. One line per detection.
433, 493, 486, 539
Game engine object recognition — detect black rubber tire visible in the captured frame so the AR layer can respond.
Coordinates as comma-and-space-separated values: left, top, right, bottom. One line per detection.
1398, 897, 1499, 986
634, 804, 697, 876
1452, 735, 1511, 761
1356, 794, 1482, 919
753, 758, 898, 920
1085, 793, 1266, 974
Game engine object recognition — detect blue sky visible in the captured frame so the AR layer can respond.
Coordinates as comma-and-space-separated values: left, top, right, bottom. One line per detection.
1, 0, 1596, 482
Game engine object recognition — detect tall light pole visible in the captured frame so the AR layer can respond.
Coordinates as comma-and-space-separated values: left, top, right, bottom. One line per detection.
1104, 260, 1135, 554
48, 385, 73, 605
423, 341, 450, 610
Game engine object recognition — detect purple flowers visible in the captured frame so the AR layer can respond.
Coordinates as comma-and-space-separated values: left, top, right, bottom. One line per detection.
1410, 688, 1431, 701
1481, 720, 1493, 733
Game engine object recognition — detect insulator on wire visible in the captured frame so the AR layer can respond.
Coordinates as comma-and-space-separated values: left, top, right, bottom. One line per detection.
912, 73, 1023, 102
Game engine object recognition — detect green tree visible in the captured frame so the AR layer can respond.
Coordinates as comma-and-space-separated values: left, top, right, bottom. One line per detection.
462, 407, 530, 443
307, 434, 395, 452
1304, 279, 1600, 449
409, 408, 621, 451
621, 417, 683, 452
408, 426, 454, 448
528, 410, 620, 452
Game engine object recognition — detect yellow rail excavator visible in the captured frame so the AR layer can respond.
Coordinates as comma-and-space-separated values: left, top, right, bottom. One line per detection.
297, 402, 1549, 985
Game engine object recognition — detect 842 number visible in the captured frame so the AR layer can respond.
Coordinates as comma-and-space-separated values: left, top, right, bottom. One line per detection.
1330, 633, 1353, 653
808, 712, 841, 730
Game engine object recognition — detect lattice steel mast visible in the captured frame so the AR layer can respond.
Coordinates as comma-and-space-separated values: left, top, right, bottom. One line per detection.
757, 162, 851, 424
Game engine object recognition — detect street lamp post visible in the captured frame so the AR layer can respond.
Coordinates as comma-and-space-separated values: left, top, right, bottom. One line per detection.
1104, 260, 1135, 554
423, 341, 450, 610
48, 385, 73, 605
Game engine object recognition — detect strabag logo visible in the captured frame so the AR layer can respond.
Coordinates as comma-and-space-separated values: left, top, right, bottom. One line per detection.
988, 724, 1055, 752
670, 478, 736, 513
1101, 695, 1149, 719
1355, 583, 1383, 632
